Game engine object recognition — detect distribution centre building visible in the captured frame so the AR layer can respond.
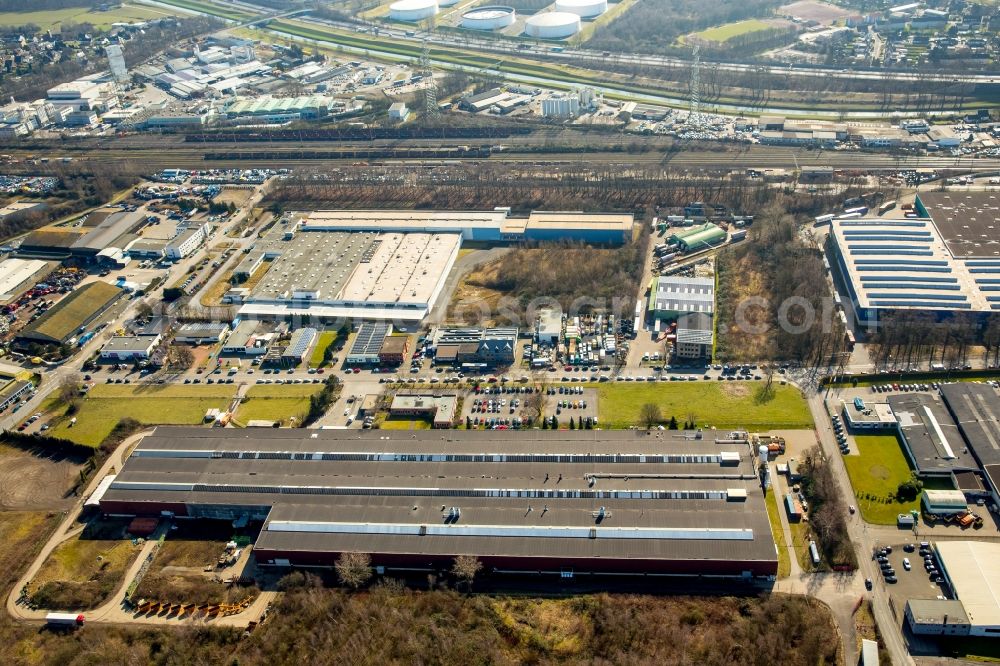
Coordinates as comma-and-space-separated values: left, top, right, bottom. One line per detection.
829, 193, 1000, 328
98, 426, 778, 578
300, 209, 633, 246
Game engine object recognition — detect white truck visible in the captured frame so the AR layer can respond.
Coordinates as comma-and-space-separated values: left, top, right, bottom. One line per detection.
46, 612, 84, 627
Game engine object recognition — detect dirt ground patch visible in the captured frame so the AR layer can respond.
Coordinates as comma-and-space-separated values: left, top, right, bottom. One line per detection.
717, 252, 772, 360
29, 520, 143, 609
135, 538, 259, 606
448, 272, 506, 325
213, 187, 254, 208
0, 444, 86, 510
779, 0, 852, 25
719, 383, 751, 400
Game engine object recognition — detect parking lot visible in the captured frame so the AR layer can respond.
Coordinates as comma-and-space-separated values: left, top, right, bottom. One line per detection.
873, 542, 952, 607
459, 384, 598, 429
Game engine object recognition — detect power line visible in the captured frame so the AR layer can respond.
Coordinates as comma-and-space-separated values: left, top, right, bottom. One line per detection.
420, 39, 439, 122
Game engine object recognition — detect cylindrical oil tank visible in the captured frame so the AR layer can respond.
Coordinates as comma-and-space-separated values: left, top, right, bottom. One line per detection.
523, 12, 581, 38
462, 6, 517, 30
389, 0, 439, 22
554, 0, 607, 18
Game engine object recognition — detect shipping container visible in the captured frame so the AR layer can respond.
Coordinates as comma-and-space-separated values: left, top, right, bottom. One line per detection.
843, 206, 868, 216
814, 214, 835, 225
878, 200, 897, 214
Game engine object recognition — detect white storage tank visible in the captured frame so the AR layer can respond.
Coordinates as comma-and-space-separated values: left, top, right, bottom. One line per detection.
524, 12, 581, 38
389, 0, 440, 22
439, 0, 459, 5
462, 5, 517, 30
554, 0, 607, 18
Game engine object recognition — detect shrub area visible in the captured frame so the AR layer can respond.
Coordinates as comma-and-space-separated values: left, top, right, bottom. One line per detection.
3, 582, 842, 665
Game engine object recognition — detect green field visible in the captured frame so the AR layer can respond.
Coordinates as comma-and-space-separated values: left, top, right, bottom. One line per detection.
309, 331, 338, 368
233, 384, 319, 426
764, 489, 791, 578
0, 4, 185, 30
47, 384, 236, 447
380, 416, 432, 430
593, 381, 813, 430
151, 0, 257, 21
843, 434, 919, 525
688, 19, 774, 44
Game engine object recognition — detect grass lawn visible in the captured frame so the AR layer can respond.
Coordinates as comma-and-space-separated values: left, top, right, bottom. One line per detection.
789, 520, 817, 572
199, 268, 235, 307
593, 381, 813, 430
30, 530, 142, 609
764, 489, 791, 578
0, 4, 184, 30
843, 434, 920, 525
148, 0, 257, 21
380, 416, 432, 430
309, 330, 338, 368
46, 384, 236, 447
233, 384, 319, 426
689, 19, 774, 43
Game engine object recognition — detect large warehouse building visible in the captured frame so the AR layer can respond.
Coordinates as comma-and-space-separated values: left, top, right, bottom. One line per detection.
829, 192, 1000, 327
300, 209, 633, 245
97, 427, 778, 578
236, 226, 461, 324
236, 209, 633, 325
15, 281, 123, 347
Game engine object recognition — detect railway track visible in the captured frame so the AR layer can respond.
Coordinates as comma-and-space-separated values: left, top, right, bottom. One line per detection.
11, 147, 998, 171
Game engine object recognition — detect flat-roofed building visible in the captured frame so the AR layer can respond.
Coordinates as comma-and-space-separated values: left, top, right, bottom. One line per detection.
346, 321, 391, 365
98, 427, 779, 578
301, 208, 633, 245
926, 541, 1000, 636
674, 312, 713, 359
378, 334, 409, 365
841, 400, 896, 430
281, 327, 316, 366
0, 379, 33, 411
888, 392, 979, 476
389, 393, 456, 428
905, 598, 971, 636
175, 321, 230, 344
828, 217, 997, 328
99, 334, 161, 362
222, 320, 268, 356
0, 258, 55, 305
648, 276, 715, 322
937, 382, 1000, 506
431, 327, 517, 367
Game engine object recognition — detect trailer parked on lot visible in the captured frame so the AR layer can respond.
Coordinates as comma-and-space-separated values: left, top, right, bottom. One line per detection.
46, 612, 84, 627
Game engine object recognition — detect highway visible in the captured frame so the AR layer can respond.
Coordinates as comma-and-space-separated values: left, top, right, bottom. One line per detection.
260, 17, 999, 119
347, 19, 1000, 87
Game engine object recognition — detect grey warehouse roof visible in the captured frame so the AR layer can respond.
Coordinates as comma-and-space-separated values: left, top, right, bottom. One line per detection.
101, 427, 777, 567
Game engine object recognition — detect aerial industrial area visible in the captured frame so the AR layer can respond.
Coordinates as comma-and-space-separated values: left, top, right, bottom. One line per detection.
1, 0, 1000, 664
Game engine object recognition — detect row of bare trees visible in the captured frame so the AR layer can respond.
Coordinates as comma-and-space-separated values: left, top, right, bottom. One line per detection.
801, 446, 858, 569
868, 311, 1000, 370
335, 552, 482, 591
